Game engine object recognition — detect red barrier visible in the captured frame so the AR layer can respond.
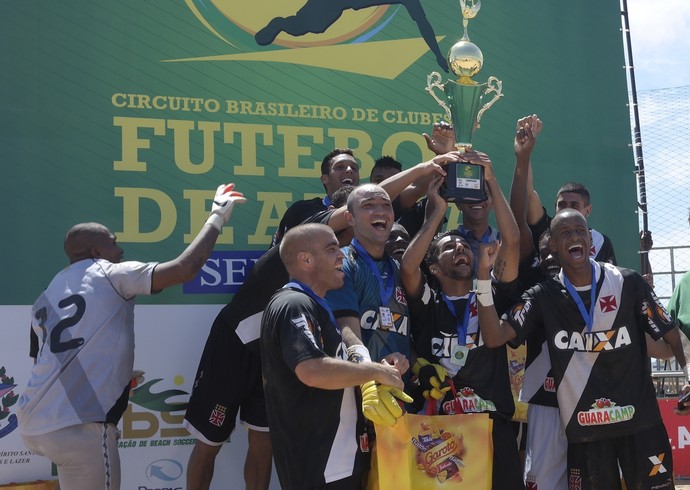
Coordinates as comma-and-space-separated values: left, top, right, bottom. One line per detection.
658, 398, 690, 477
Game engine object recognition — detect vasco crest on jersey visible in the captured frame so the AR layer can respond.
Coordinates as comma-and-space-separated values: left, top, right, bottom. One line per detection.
598, 295, 617, 313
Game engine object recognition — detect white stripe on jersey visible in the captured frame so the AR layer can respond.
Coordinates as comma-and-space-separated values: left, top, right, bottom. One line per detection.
520, 340, 551, 402
324, 386, 357, 483
236, 311, 263, 344
590, 228, 605, 258
557, 262, 624, 427
558, 352, 598, 426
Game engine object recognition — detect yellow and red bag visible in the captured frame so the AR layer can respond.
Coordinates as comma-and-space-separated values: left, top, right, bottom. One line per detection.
507, 343, 528, 423
371, 410, 493, 489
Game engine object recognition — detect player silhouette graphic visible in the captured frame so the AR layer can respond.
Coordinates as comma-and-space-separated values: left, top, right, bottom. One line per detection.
255, 0, 449, 72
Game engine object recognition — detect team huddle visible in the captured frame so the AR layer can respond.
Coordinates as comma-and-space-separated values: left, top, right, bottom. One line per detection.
17, 116, 690, 490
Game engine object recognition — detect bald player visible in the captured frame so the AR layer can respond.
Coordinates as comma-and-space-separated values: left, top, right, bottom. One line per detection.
260, 224, 403, 489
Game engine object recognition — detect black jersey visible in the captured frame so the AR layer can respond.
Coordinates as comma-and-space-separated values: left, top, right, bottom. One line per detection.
184, 210, 336, 441
516, 252, 558, 407
231, 209, 335, 354
261, 286, 368, 489
271, 197, 327, 247
409, 280, 519, 420
504, 261, 674, 443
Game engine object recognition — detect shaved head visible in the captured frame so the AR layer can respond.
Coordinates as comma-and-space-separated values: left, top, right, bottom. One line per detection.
550, 208, 587, 233
346, 184, 389, 214
64, 223, 110, 262
63, 222, 122, 264
279, 223, 334, 274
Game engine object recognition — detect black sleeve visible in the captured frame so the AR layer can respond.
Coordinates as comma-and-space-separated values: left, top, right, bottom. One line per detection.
502, 284, 544, 344
29, 328, 38, 359
517, 250, 546, 292
304, 209, 335, 225
271, 204, 300, 248
493, 278, 525, 317
272, 199, 327, 247
529, 207, 551, 252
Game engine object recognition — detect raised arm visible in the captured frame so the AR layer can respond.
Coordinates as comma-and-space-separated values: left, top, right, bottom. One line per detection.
510, 114, 542, 259
394, 122, 457, 210
151, 184, 246, 292
323, 151, 457, 234
400, 175, 447, 299
378, 151, 460, 202
464, 150, 519, 283
474, 241, 506, 347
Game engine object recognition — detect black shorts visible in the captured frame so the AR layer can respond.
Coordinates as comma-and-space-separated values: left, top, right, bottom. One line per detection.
567, 423, 674, 489
491, 416, 525, 490
183, 304, 267, 445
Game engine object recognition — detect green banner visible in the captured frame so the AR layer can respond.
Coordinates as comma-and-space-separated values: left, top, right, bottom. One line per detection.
0, 0, 636, 305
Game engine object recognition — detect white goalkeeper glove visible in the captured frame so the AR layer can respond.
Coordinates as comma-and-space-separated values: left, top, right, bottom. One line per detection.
205, 183, 247, 232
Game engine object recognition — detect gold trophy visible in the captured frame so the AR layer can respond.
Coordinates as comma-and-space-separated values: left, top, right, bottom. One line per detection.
426, 0, 503, 203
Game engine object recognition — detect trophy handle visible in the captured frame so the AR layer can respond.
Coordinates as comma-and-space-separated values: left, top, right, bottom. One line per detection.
476, 76, 503, 126
425, 72, 452, 122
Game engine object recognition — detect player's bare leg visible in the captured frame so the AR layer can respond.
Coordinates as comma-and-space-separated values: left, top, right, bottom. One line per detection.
187, 440, 221, 490
245, 429, 272, 490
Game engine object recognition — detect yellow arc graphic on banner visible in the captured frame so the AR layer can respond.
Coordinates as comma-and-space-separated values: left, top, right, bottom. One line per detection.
163, 37, 444, 80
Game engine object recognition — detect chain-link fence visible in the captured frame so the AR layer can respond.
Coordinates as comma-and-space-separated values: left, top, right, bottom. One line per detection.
632, 85, 690, 394
632, 84, 690, 302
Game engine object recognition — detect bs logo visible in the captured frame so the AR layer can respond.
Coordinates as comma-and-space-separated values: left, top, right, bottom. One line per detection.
0, 366, 19, 439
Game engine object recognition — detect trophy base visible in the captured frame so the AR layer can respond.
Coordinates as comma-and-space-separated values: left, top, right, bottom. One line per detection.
441, 162, 487, 204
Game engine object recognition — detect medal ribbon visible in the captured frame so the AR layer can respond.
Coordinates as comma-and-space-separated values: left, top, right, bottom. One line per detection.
287, 280, 339, 332
562, 262, 597, 332
351, 238, 395, 306
441, 293, 475, 346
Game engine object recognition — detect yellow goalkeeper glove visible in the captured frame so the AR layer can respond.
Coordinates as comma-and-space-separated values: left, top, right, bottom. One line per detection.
361, 380, 414, 427
412, 358, 451, 401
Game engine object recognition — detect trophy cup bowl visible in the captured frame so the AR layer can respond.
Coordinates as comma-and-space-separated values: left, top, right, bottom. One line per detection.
423, 0, 502, 202
425, 73, 502, 203
425, 72, 502, 150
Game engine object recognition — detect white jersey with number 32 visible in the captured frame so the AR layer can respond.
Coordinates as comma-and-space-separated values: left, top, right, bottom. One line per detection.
18, 258, 155, 436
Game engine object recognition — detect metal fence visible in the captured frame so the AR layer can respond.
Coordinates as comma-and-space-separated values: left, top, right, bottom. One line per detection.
633, 84, 690, 395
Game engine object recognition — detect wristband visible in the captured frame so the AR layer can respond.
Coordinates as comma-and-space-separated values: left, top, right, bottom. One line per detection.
347, 344, 372, 363
205, 214, 225, 232
476, 279, 494, 307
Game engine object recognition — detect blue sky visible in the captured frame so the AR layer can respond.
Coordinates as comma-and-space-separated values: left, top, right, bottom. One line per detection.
627, 0, 690, 90
626, 0, 690, 297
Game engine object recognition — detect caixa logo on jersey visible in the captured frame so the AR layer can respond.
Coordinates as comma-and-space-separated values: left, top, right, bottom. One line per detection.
139, 458, 183, 490
184, 251, 263, 294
